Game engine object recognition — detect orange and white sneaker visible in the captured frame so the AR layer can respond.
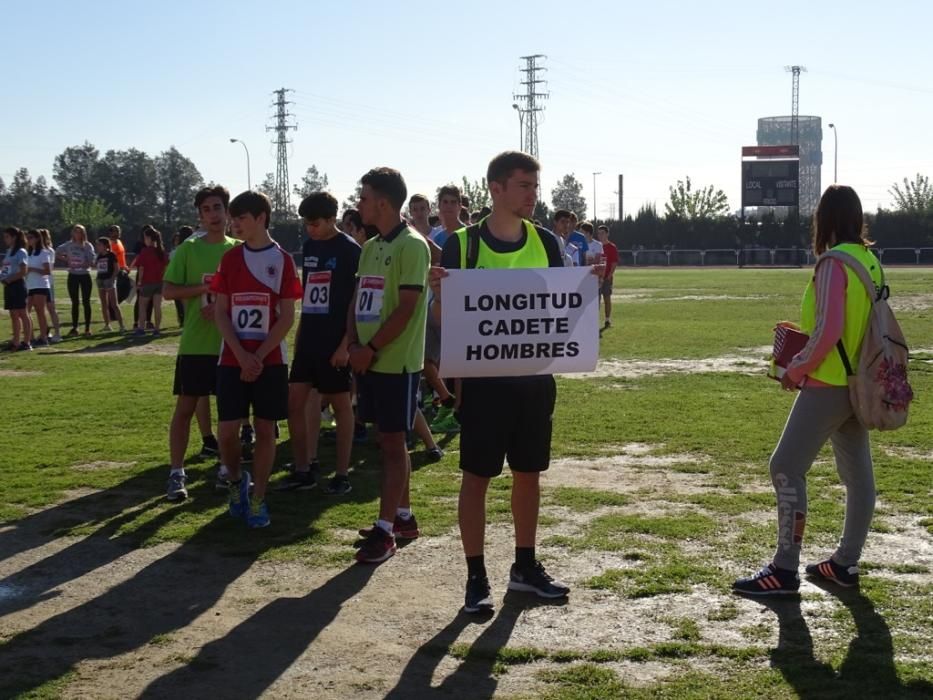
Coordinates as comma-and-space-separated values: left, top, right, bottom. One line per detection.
732, 563, 800, 596
805, 558, 859, 587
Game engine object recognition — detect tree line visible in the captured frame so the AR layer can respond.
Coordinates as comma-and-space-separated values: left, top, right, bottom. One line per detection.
2, 144, 931, 251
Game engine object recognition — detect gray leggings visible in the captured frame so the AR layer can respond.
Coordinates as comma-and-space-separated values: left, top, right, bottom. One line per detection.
770, 386, 875, 569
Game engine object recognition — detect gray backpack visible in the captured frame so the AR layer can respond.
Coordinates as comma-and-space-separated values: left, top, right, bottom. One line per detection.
822, 250, 913, 431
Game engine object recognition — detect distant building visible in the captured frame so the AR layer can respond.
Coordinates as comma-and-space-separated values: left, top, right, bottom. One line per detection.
757, 116, 823, 217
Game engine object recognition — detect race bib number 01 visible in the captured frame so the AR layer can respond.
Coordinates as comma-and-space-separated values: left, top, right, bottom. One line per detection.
201, 273, 215, 308
302, 271, 331, 314
231, 292, 270, 340
356, 276, 384, 323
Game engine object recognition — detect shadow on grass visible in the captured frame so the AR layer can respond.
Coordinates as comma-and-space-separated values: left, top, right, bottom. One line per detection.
383, 591, 568, 699
40, 330, 175, 355
137, 564, 376, 698
0, 434, 387, 698
757, 580, 933, 699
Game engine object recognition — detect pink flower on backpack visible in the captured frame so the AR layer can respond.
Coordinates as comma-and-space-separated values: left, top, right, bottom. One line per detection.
877, 358, 913, 412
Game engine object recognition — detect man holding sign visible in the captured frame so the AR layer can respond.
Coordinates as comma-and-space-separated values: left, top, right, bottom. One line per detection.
347, 167, 431, 564
211, 191, 302, 528
431, 151, 581, 614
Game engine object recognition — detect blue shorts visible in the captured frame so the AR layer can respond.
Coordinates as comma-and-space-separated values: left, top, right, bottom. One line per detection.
355, 370, 420, 434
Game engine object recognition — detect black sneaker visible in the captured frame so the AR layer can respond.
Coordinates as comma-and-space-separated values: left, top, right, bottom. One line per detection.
507, 561, 570, 599
464, 574, 494, 614
732, 563, 800, 596
200, 435, 219, 457
323, 473, 352, 495
805, 558, 860, 587
274, 468, 318, 492
426, 446, 444, 462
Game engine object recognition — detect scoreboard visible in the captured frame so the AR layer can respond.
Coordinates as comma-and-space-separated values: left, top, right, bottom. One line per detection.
742, 159, 799, 207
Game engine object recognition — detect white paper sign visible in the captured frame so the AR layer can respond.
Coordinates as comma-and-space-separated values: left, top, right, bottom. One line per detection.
439, 267, 599, 378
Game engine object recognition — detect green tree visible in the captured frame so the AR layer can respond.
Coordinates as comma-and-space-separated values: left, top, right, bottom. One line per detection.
551, 174, 587, 219
889, 173, 933, 213
257, 172, 276, 199
533, 200, 551, 223
155, 147, 203, 230
664, 176, 730, 220
93, 148, 159, 230
4, 169, 59, 229
460, 177, 490, 211
293, 165, 330, 199
341, 182, 362, 213
52, 142, 100, 202
61, 198, 122, 232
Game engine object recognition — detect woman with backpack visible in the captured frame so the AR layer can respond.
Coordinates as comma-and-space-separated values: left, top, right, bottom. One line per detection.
733, 185, 887, 596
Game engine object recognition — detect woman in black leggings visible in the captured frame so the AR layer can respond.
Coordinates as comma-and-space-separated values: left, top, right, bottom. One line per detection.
55, 224, 96, 336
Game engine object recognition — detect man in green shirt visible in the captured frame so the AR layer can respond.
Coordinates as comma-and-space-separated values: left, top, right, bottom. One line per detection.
347, 167, 431, 564
162, 186, 239, 501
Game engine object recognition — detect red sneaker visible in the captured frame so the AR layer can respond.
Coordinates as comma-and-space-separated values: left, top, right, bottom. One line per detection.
354, 527, 396, 564
357, 513, 420, 541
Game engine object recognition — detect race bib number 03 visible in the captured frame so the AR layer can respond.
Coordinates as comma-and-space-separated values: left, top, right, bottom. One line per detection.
302, 271, 331, 314
201, 273, 215, 308
356, 276, 384, 323
231, 292, 270, 340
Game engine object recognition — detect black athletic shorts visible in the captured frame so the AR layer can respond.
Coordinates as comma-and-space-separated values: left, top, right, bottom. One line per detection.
3, 280, 27, 311
355, 370, 420, 434
173, 355, 219, 397
27, 288, 51, 299
216, 364, 289, 422
289, 353, 351, 394
600, 277, 613, 296
458, 375, 557, 478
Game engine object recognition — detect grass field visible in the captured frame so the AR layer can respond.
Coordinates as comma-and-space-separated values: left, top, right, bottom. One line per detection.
0, 268, 931, 699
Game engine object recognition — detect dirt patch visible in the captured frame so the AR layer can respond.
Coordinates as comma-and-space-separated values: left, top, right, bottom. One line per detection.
881, 445, 933, 461
71, 461, 138, 472
0, 369, 44, 377
889, 294, 933, 312
566, 352, 768, 379
67, 341, 179, 357
544, 449, 714, 495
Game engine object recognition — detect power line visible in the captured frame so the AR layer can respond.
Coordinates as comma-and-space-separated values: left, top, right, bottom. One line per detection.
267, 87, 297, 222
513, 55, 548, 159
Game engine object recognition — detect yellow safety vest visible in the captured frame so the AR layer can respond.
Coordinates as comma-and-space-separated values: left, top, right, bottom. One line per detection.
799, 242, 883, 385
456, 218, 549, 270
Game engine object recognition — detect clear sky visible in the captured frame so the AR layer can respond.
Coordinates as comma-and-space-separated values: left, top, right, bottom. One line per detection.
2, 0, 931, 219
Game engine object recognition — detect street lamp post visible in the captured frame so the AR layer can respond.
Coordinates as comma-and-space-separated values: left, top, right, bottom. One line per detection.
512, 104, 524, 152
592, 171, 602, 221
827, 123, 838, 183
229, 138, 252, 190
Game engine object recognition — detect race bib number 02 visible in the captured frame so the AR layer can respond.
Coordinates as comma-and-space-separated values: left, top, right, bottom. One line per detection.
201, 273, 215, 308
302, 271, 331, 314
231, 292, 270, 340
356, 276, 384, 323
